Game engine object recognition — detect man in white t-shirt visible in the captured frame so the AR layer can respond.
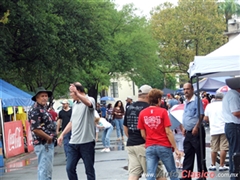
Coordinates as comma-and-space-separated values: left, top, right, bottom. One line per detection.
204, 92, 229, 171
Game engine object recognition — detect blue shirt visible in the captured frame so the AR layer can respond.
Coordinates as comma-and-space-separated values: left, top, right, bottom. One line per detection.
182, 95, 204, 131
168, 99, 179, 109
222, 89, 240, 124
100, 106, 107, 117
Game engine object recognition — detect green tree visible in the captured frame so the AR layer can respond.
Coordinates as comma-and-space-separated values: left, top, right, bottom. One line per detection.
150, 0, 226, 79
0, 0, 169, 102
0, 10, 9, 24
218, 0, 240, 31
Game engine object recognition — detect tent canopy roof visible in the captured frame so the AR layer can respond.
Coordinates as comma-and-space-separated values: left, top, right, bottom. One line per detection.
188, 34, 240, 78
192, 78, 226, 92
0, 79, 34, 107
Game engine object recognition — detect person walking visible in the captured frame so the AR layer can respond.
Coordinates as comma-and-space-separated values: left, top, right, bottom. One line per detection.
56, 99, 72, 159
222, 77, 240, 180
204, 92, 229, 171
28, 87, 56, 180
124, 85, 166, 180
138, 88, 180, 180
57, 82, 96, 180
113, 100, 125, 141
180, 83, 207, 180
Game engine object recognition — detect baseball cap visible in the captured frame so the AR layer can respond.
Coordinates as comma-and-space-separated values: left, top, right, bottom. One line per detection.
126, 96, 133, 100
167, 93, 171, 97
61, 99, 69, 104
215, 92, 224, 99
138, 85, 152, 95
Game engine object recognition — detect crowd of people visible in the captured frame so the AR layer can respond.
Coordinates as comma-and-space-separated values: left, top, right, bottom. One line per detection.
27, 77, 240, 180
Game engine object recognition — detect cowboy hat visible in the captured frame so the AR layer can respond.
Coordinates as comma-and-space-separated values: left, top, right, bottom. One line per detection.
32, 87, 52, 101
225, 77, 240, 89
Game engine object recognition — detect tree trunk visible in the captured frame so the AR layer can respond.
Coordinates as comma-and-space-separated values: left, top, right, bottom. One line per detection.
87, 83, 98, 104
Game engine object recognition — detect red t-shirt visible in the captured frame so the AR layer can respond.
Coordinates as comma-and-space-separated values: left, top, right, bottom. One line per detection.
202, 98, 209, 110
138, 106, 172, 148
49, 110, 57, 121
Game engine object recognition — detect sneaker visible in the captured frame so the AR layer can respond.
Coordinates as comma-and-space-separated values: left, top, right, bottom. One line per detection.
209, 165, 217, 171
101, 148, 106, 152
219, 165, 229, 171
105, 148, 110, 152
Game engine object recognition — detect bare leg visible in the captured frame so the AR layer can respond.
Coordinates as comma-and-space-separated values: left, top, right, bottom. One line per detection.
211, 151, 217, 166
128, 175, 140, 180
220, 150, 227, 167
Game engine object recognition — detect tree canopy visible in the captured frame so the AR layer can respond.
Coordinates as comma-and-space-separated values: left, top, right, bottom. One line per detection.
1, 0, 174, 100
150, 0, 226, 82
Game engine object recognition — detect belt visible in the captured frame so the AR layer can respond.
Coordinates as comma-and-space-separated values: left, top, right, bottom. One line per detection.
186, 130, 192, 133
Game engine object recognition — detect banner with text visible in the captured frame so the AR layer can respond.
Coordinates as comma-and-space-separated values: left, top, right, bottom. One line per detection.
25, 121, 34, 152
4, 121, 25, 158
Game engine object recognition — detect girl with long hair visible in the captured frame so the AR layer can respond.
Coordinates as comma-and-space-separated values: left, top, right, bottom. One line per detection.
112, 100, 125, 141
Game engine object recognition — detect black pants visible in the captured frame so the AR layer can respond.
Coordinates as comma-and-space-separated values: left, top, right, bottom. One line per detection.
182, 126, 207, 180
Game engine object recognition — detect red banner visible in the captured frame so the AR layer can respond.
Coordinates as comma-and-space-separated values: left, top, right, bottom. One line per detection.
4, 121, 25, 158
25, 121, 34, 152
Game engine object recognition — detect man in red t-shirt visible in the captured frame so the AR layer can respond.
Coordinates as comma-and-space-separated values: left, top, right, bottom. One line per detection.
138, 89, 180, 180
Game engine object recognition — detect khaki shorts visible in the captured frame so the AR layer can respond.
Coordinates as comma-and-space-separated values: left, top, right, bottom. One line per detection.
211, 134, 229, 152
126, 144, 165, 178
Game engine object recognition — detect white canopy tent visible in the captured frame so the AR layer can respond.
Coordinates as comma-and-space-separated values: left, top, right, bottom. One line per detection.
187, 34, 240, 173
188, 34, 240, 78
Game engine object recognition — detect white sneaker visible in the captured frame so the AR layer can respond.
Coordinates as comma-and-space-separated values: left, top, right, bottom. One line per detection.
209, 165, 216, 171
219, 165, 229, 171
101, 148, 106, 152
105, 148, 110, 152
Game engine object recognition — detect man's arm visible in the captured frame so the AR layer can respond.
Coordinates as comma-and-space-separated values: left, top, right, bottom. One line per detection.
140, 129, 146, 140
192, 114, 204, 136
203, 116, 209, 123
165, 127, 177, 150
75, 91, 92, 107
33, 129, 53, 144
69, 84, 92, 107
60, 121, 72, 137
56, 119, 62, 135
233, 111, 240, 118
123, 126, 129, 137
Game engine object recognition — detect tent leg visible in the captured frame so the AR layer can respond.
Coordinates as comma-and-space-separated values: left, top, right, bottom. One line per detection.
0, 100, 6, 158
196, 75, 206, 176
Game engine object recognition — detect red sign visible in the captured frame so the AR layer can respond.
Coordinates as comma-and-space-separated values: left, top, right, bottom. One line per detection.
25, 121, 34, 152
4, 121, 25, 158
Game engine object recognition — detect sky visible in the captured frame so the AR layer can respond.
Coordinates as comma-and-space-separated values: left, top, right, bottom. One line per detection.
113, 0, 178, 17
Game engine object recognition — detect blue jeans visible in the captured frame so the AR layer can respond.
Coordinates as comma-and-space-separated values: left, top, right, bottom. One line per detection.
34, 143, 54, 180
115, 118, 123, 138
63, 131, 71, 158
102, 126, 113, 148
66, 141, 95, 180
225, 123, 240, 180
146, 145, 179, 180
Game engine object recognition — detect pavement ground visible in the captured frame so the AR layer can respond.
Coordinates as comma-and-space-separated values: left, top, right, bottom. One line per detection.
0, 127, 232, 180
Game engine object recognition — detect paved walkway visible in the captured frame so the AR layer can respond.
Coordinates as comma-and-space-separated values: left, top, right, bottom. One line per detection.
1, 128, 232, 180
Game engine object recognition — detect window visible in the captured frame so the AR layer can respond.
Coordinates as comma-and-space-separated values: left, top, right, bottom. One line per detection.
110, 82, 118, 98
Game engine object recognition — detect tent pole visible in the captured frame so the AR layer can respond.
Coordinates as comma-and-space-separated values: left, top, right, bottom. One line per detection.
0, 99, 6, 157
196, 75, 206, 175
14, 106, 16, 121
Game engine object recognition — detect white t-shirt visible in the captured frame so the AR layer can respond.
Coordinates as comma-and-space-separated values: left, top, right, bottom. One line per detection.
97, 118, 112, 129
204, 101, 225, 135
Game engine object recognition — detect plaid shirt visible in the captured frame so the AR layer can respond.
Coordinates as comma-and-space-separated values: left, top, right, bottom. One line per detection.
28, 102, 56, 145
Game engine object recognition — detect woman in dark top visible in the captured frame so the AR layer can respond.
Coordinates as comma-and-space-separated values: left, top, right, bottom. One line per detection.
112, 100, 125, 141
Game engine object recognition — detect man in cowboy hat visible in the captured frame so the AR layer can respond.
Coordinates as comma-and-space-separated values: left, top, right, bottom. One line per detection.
28, 87, 56, 180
